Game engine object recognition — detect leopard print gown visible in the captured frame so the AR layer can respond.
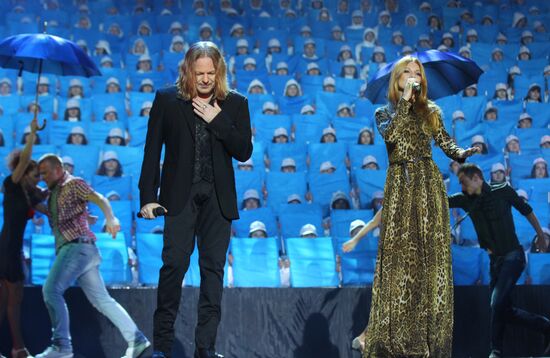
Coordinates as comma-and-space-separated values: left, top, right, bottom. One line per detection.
363, 98, 462, 357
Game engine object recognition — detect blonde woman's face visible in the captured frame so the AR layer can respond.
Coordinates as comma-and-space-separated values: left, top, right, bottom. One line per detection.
398, 61, 421, 91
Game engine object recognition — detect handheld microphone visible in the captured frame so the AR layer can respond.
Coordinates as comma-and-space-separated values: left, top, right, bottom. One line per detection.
137, 207, 167, 218
412, 83, 421, 93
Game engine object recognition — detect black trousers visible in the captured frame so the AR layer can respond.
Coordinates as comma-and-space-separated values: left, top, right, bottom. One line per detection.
489, 248, 550, 351
153, 180, 231, 357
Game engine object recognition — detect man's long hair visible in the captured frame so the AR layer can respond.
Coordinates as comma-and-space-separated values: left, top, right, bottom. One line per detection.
387, 55, 439, 133
176, 41, 229, 100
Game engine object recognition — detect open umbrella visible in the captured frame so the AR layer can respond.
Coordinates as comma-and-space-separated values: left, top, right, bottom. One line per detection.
0, 31, 101, 127
365, 50, 483, 104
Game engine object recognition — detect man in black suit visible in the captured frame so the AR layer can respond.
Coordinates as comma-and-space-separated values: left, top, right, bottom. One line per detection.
138, 41, 252, 358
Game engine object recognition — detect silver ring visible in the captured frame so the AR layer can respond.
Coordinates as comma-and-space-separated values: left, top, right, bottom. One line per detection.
202, 104, 206, 109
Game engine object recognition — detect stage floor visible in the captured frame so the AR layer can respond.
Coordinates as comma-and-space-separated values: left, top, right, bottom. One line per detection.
1, 286, 550, 358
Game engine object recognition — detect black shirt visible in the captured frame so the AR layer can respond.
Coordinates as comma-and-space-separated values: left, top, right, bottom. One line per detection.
448, 182, 532, 256
193, 111, 214, 183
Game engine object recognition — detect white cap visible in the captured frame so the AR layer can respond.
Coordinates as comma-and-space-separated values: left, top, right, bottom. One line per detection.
452, 110, 465, 120
337, 103, 351, 112
373, 190, 384, 199
521, 30, 533, 38
352, 10, 363, 17
459, 46, 471, 55
169, 21, 183, 31
442, 32, 453, 40
491, 162, 505, 172
467, 29, 478, 36
138, 54, 151, 62
331, 191, 348, 206
171, 35, 184, 44
496, 33, 507, 41
140, 78, 154, 87
508, 66, 521, 75
262, 101, 277, 111
66, 99, 80, 109
141, 101, 153, 110
505, 134, 519, 144
495, 82, 507, 91
545, 65, 550, 74
0, 77, 12, 85
238, 158, 253, 167
516, 189, 528, 200
343, 58, 356, 67
243, 188, 260, 200
69, 78, 82, 87
299, 223, 317, 237
287, 194, 302, 203
236, 38, 249, 48
300, 105, 315, 114
199, 22, 213, 31
322, 127, 336, 136
70, 126, 85, 135
471, 135, 485, 144
519, 112, 532, 121
518, 46, 530, 55
362, 155, 378, 166
244, 58, 257, 67
108, 127, 123, 138
268, 38, 281, 47
61, 156, 74, 166
230, 23, 244, 34
38, 77, 50, 85
276, 61, 288, 70
306, 62, 320, 71
106, 77, 119, 85
533, 157, 547, 166
320, 161, 335, 172
248, 79, 265, 91
105, 190, 121, 199
23, 125, 31, 134
540, 135, 550, 145
281, 158, 296, 168
100, 56, 113, 65
349, 219, 366, 234
492, 47, 503, 54
104, 105, 117, 114
249, 220, 267, 235
273, 127, 288, 137
102, 150, 118, 162
323, 77, 335, 86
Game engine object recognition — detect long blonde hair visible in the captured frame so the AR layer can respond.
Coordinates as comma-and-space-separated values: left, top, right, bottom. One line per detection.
387, 56, 439, 133
176, 41, 229, 101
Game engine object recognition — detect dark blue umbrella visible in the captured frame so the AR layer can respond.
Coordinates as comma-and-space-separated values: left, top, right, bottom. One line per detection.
365, 50, 483, 104
0, 33, 101, 77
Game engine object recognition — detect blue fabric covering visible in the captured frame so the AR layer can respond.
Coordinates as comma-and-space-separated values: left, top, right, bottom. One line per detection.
308, 170, 350, 210
252, 114, 291, 144
231, 238, 281, 287
94, 233, 129, 284
127, 116, 148, 147
330, 209, 373, 238
232, 207, 278, 239
451, 245, 483, 285
307, 142, 347, 173
136, 233, 162, 285
279, 209, 324, 239
517, 178, 550, 203
340, 249, 377, 286
91, 175, 132, 201
353, 170, 386, 209
59, 144, 100, 181
527, 253, 550, 285
266, 142, 308, 172
348, 144, 388, 171
292, 113, 330, 145
30, 234, 56, 285
285, 237, 339, 287
332, 117, 371, 143
101, 145, 143, 178
234, 170, 264, 208
265, 171, 308, 208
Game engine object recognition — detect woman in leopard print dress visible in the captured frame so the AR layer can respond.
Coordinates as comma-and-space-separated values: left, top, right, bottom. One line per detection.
360, 56, 479, 357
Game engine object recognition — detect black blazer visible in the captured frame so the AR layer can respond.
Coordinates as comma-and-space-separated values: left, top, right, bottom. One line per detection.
138, 86, 253, 220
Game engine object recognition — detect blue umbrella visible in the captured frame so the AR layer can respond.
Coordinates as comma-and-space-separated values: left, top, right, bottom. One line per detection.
0, 32, 101, 128
365, 50, 483, 104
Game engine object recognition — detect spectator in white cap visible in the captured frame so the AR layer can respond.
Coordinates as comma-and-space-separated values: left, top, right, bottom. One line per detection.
68, 78, 84, 98
63, 99, 81, 122
130, 38, 149, 56
229, 23, 244, 38
391, 31, 405, 47
533, 20, 546, 33
377, 10, 391, 28
136, 54, 153, 73
61, 155, 75, 174
106, 190, 121, 201
331, 190, 351, 210
299, 223, 318, 238
274, 61, 289, 76
321, 127, 337, 143
493, 82, 510, 101
0, 77, 12, 96
504, 135, 521, 155
336, 103, 353, 117
97, 150, 123, 177
484, 104, 498, 121
267, 38, 282, 54
524, 83, 542, 103
517, 112, 532, 129
300, 104, 315, 115
401, 45, 414, 56
370, 190, 384, 212
106, 127, 126, 146
520, 30, 534, 46
491, 47, 504, 62
416, 34, 432, 50
281, 158, 296, 173
495, 32, 507, 45
512, 12, 527, 28
471, 135, 488, 154
302, 39, 318, 60
355, 27, 377, 60
168, 21, 183, 36
139, 78, 154, 93
103, 106, 119, 122
243, 57, 257, 71
169, 35, 188, 53
490, 162, 507, 184
530, 157, 548, 179
237, 158, 253, 171
517, 46, 531, 61
94, 40, 111, 56
287, 194, 302, 204
306, 62, 321, 76
198, 22, 214, 41
371, 46, 386, 64
248, 221, 268, 238
463, 84, 477, 97
140, 101, 153, 116
272, 127, 289, 143
37, 76, 51, 96
458, 46, 471, 59
299, 25, 312, 38
331, 25, 345, 42
323, 77, 336, 92
317, 7, 332, 22
337, 44, 353, 62
362, 155, 379, 170
452, 110, 465, 122
340, 58, 358, 79
235, 38, 249, 55
262, 101, 279, 115
66, 126, 88, 145
320, 160, 336, 174
440, 32, 455, 49
358, 127, 374, 145
247, 79, 266, 94
343, 209, 383, 254
21, 125, 40, 145
283, 79, 302, 97
242, 188, 261, 210
428, 14, 442, 31
137, 20, 153, 36
540, 135, 550, 149
75, 39, 89, 55
507, 65, 521, 83
105, 77, 121, 93
466, 29, 478, 44
99, 56, 114, 69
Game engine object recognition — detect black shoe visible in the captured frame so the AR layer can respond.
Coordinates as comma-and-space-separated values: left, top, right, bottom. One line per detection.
197, 349, 224, 358
543, 330, 550, 356
151, 351, 166, 358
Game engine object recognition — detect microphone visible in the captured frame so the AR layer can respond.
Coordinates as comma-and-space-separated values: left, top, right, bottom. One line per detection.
137, 207, 167, 218
412, 83, 421, 93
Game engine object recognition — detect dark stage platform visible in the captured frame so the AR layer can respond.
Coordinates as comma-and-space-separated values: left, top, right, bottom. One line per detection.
1, 286, 550, 357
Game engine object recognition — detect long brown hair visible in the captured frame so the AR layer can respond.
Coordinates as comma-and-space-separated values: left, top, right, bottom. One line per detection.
387, 56, 439, 133
175, 41, 229, 100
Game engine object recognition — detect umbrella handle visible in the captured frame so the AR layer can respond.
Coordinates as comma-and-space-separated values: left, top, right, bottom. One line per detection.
36, 118, 47, 131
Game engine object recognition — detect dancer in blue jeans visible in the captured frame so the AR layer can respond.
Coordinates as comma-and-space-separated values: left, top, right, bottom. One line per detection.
35, 154, 150, 358
450, 163, 550, 358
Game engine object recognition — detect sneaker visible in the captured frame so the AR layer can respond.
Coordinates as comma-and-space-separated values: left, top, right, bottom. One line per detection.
35, 346, 73, 358
121, 339, 151, 358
